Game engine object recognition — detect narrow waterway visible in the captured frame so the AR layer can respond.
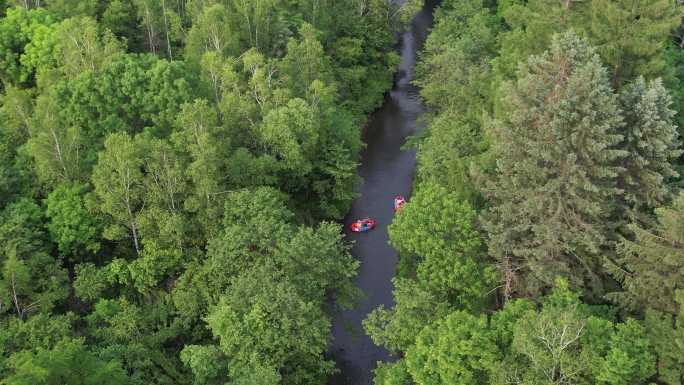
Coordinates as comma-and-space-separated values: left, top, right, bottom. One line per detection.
329, 3, 435, 385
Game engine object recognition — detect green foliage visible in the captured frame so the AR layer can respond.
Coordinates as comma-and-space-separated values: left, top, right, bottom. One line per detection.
371, 0, 684, 384
259, 98, 318, 175
364, 278, 449, 354
373, 361, 411, 385
391, 281, 657, 385
0, 0, 418, 384
494, 0, 587, 82
133, 0, 182, 59
483, 32, 624, 296
44, 0, 99, 19
589, 0, 681, 87
0, 86, 35, 206
610, 192, 684, 314
0, 7, 53, 85
406, 311, 497, 385
597, 319, 656, 385
389, 182, 494, 308
617, 77, 681, 213
180, 345, 225, 385
85, 297, 187, 385
28, 54, 193, 185
0, 199, 68, 317
2, 338, 127, 385
92, 132, 144, 255
643, 298, 684, 385
21, 16, 123, 82
280, 23, 333, 98
184, 4, 238, 65
45, 183, 101, 259
495, 0, 679, 88
413, 0, 498, 203
101, 0, 141, 50
171, 187, 357, 384
204, 264, 333, 385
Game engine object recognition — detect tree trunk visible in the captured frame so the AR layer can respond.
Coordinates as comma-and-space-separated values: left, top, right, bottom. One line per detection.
162, 0, 173, 59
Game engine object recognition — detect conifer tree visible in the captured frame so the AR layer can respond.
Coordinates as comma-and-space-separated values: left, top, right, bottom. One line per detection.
590, 0, 681, 87
483, 32, 624, 298
643, 296, 684, 385
609, 192, 684, 314
618, 77, 681, 214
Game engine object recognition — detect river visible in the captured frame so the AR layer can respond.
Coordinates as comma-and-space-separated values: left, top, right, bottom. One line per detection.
328, 2, 436, 384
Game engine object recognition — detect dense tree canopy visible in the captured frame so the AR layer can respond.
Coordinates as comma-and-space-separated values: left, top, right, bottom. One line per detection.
366, 0, 684, 384
3, 0, 684, 383
0, 1, 420, 384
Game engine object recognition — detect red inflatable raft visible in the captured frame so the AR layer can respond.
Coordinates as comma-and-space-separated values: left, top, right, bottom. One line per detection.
350, 218, 376, 232
394, 195, 406, 212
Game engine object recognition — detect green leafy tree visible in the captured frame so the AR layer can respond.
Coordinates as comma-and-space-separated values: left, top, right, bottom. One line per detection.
45, 183, 101, 260
92, 132, 144, 255
259, 98, 318, 176
2, 338, 127, 385
373, 361, 411, 385
405, 311, 498, 385
0, 199, 68, 318
494, 0, 588, 81
364, 278, 449, 354
0, 86, 35, 206
23, 16, 123, 80
133, 0, 182, 59
135, 135, 191, 263
172, 99, 228, 235
0, 7, 53, 85
509, 303, 594, 384
172, 186, 357, 325
180, 345, 226, 385
413, 0, 498, 202
0, 312, 75, 376
416, 0, 498, 114
101, 0, 143, 51
596, 319, 656, 385
43, 0, 99, 19
324, 0, 406, 118
397, 280, 656, 385
277, 222, 359, 307
197, 264, 333, 385
28, 90, 85, 184
280, 23, 333, 98
227, 0, 284, 54
389, 182, 494, 308
85, 297, 187, 385
29, 54, 193, 185
185, 4, 239, 64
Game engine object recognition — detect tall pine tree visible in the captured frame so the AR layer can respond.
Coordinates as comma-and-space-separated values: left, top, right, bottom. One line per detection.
590, 0, 681, 87
483, 32, 625, 298
609, 192, 684, 315
618, 76, 681, 216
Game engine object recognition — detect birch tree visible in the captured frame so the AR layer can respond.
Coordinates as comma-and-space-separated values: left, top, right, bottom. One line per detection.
92, 132, 144, 256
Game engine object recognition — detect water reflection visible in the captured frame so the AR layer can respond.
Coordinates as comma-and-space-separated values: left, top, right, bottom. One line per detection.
328, 2, 437, 385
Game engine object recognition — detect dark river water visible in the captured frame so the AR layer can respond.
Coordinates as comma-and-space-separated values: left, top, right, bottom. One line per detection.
328, 3, 436, 384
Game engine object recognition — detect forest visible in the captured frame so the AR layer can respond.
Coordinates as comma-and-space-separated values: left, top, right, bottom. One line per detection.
0, 0, 421, 384
1, 0, 684, 384
364, 0, 684, 384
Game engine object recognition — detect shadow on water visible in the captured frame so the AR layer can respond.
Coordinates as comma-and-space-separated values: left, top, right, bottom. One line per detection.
328, 2, 438, 385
